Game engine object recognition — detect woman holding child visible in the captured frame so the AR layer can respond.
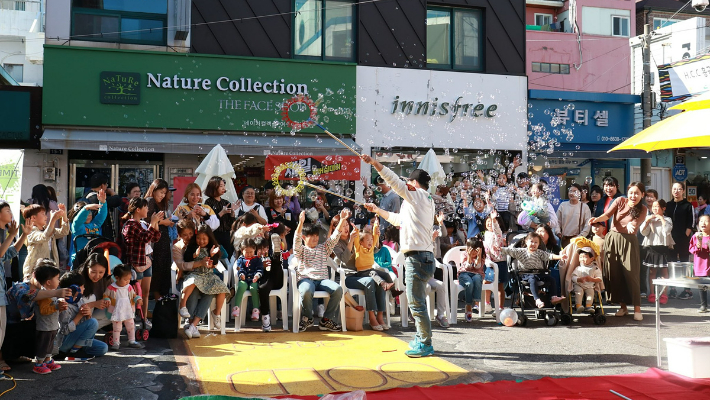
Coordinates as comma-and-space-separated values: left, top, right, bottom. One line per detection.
589, 181, 647, 321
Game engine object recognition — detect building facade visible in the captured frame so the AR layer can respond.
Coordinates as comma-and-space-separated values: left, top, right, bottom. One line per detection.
36, 0, 529, 205
525, 0, 642, 196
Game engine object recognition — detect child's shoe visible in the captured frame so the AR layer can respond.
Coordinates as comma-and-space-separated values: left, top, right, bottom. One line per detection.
435, 315, 449, 328
699, 305, 709, 313
318, 317, 342, 332
128, 341, 145, 349
191, 325, 201, 338
262, 315, 271, 332
231, 306, 240, 318
179, 307, 191, 318
576, 306, 585, 313
648, 293, 656, 303
251, 308, 260, 321
110, 342, 120, 351
390, 288, 404, 297
44, 359, 61, 371
33, 363, 51, 375
184, 324, 194, 339
535, 299, 545, 309
659, 294, 669, 305
211, 312, 222, 330
465, 311, 473, 323
584, 306, 594, 312
299, 316, 314, 332
550, 296, 566, 304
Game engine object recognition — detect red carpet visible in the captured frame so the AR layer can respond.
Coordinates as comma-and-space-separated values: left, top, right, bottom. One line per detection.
280, 368, 710, 400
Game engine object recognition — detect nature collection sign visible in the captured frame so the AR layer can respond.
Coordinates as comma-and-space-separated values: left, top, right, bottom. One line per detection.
42, 46, 356, 135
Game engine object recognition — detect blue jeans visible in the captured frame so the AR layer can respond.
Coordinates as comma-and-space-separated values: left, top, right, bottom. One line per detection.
186, 289, 215, 321
405, 251, 435, 346
298, 278, 343, 321
58, 318, 108, 356
345, 276, 386, 312
458, 272, 483, 306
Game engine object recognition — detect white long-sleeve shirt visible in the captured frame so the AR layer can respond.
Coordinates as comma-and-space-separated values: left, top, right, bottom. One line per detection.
379, 166, 436, 254
556, 201, 591, 237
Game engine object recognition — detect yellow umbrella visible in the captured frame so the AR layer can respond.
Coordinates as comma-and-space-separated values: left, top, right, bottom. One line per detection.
608, 108, 710, 152
668, 91, 710, 111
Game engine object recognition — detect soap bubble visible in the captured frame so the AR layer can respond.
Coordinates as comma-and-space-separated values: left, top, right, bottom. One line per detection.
308, 191, 318, 201
585, 176, 593, 185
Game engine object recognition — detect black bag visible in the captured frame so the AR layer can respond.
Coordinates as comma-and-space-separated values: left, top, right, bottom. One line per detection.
150, 294, 178, 338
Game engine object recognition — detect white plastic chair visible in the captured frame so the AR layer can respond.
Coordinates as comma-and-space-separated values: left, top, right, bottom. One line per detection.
443, 246, 500, 324
344, 262, 392, 328
396, 255, 450, 328
233, 266, 289, 332
288, 255, 347, 333
170, 261, 228, 335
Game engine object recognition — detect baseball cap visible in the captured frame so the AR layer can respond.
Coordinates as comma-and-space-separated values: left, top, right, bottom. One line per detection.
168, 186, 176, 192
408, 169, 431, 189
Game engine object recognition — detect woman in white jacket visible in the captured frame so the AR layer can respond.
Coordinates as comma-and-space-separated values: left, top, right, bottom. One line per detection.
640, 199, 674, 304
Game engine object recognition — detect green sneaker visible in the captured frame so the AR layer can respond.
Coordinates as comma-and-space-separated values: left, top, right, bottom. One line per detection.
405, 343, 434, 358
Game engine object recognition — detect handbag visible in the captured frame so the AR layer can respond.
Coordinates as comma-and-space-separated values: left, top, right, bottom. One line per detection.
150, 294, 178, 338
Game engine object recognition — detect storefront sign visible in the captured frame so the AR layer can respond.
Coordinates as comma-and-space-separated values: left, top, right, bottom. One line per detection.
43, 46, 356, 135
658, 53, 710, 102
265, 155, 360, 181
0, 150, 24, 224
673, 163, 688, 182
527, 90, 640, 152
356, 67, 527, 152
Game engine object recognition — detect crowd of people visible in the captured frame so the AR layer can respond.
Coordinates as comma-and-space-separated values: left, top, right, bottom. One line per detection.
0, 158, 708, 373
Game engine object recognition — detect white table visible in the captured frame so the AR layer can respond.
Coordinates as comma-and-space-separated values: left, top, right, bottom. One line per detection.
652, 277, 710, 367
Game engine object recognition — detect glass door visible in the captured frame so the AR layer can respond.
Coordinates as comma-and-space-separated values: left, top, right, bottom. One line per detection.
117, 165, 158, 197
69, 161, 160, 204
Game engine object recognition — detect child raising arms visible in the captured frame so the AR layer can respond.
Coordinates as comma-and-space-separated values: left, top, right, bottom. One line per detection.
181, 225, 229, 329
22, 203, 70, 280
501, 232, 566, 309
103, 264, 144, 350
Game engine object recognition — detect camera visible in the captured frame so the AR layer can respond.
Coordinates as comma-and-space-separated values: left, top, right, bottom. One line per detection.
693, 0, 709, 12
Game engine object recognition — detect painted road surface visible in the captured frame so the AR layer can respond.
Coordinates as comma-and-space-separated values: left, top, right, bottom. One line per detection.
185, 331, 467, 397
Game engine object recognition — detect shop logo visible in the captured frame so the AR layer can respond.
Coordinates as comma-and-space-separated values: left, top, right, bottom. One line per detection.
100, 71, 140, 105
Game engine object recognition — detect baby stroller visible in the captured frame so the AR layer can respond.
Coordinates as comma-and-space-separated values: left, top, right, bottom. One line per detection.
103, 269, 150, 345
559, 238, 607, 326
507, 234, 563, 327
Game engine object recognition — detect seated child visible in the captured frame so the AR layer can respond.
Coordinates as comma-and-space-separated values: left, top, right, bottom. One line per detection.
180, 225, 230, 330
294, 208, 350, 332
233, 239, 264, 321
353, 219, 403, 297
501, 232, 566, 309
32, 259, 68, 375
56, 271, 108, 360
458, 237, 495, 322
571, 246, 602, 312
231, 213, 271, 257
382, 225, 399, 253
103, 264, 144, 351
23, 203, 70, 281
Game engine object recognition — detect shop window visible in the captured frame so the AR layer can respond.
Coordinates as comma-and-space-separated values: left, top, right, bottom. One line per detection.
294, 0, 355, 62
427, 7, 483, 71
534, 13, 553, 27
4, 64, 23, 82
532, 62, 570, 74
653, 18, 679, 30
612, 16, 629, 37
71, 0, 168, 45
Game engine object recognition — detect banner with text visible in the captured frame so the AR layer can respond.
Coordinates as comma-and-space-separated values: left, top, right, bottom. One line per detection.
0, 150, 24, 224
42, 46, 356, 135
658, 53, 710, 102
266, 155, 360, 181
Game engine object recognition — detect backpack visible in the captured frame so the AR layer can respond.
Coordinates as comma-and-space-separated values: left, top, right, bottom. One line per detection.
150, 294, 178, 338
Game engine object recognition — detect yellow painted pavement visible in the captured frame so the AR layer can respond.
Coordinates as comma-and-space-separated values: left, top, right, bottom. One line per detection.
184, 330, 468, 397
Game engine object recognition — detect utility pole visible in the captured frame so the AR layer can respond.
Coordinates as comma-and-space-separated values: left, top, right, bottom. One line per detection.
640, 24, 653, 188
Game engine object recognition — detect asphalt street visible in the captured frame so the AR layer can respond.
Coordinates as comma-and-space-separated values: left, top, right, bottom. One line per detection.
4, 288, 708, 399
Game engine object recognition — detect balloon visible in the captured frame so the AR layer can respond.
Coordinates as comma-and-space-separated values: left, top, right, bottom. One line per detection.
500, 308, 518, 327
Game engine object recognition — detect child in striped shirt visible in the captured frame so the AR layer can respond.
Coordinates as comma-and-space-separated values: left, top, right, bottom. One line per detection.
294, 208, 350, 332
501, 232, 566, 309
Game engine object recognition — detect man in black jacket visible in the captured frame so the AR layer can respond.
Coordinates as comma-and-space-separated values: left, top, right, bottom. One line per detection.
665, 182, 695, 299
